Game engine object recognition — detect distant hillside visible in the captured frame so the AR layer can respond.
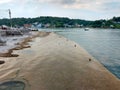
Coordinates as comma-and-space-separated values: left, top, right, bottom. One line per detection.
91, 17, 120, 28
0, 16, 120, 28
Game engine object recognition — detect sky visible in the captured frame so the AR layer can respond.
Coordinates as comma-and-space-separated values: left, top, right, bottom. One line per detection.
0, 0, 120, 20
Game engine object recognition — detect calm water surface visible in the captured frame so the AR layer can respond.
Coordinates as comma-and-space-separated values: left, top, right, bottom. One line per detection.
40, 28, 120, 79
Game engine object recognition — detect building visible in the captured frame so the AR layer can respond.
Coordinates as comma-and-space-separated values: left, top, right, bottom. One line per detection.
24, 24, 32, 28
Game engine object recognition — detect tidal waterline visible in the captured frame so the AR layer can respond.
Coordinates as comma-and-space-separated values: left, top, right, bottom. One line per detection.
40, 28, 120, 79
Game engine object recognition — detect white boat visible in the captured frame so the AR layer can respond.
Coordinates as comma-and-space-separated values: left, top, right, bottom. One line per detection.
84, 28, 89, 31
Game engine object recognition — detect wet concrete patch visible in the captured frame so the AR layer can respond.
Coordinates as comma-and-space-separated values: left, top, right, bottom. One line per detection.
0, 61, 5, 65
0, 81, 25, 90
38, 32, 51, 37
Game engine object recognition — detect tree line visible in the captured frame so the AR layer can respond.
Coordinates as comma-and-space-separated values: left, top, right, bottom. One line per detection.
0, 16, 120, 28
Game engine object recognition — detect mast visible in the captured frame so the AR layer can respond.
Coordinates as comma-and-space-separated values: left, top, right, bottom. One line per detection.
8, 9, 12, 29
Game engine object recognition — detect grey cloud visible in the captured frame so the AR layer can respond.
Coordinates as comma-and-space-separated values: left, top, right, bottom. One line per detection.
58, 0, 76, 4
12, 0, 120, 13
35, 0, 112, 6
40, 0, 77, 5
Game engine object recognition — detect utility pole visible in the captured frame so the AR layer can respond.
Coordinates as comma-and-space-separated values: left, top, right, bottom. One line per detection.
8, 9, 12, 29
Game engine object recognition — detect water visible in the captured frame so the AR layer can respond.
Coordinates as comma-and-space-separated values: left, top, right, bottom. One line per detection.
40, 28, 120, 79
0, 81, 25, 90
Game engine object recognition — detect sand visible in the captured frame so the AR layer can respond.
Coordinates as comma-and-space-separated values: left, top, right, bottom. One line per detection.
0, 32, 120, 90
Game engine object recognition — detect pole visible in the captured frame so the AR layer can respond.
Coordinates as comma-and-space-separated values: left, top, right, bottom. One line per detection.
8, 9, 12, 29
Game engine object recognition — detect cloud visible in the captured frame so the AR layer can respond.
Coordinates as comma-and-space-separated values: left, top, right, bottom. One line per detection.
10, 0, 120, 11
54, 0, 120, 13
50, 0, 76, 5
31, 0, 120, 12
15, 0, 120, 18
31, 0, 76, 5
0, 0, 119, 20
0, 0, 13, 4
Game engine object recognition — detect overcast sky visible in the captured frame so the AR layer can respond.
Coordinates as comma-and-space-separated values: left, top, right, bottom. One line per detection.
0, 0, 120, 20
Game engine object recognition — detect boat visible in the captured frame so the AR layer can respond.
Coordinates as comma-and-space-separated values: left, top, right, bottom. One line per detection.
84, 28, 89, 31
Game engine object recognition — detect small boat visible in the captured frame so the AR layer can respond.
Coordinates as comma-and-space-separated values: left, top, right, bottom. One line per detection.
84, 28, 89, 31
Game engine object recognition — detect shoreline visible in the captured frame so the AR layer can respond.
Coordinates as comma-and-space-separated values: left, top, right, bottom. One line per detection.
0, 31, 49, 57
0, 31, 120, 90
